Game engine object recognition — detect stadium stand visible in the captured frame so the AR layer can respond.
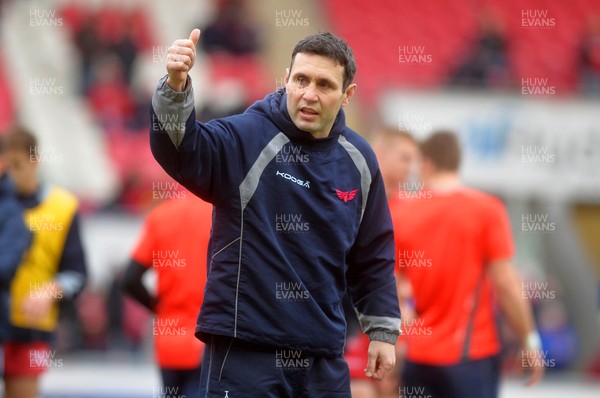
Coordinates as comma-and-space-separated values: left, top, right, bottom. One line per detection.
322, 0, 600, 102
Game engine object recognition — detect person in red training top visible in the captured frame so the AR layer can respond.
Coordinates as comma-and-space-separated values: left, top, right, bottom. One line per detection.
393, 131, 544, 398
122, 194, 212, 398
345, 126, 419, 398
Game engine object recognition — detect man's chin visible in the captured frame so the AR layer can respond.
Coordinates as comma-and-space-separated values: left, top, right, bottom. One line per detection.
293, 120, 320, 135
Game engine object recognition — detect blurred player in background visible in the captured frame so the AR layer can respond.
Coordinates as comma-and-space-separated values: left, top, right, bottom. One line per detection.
0, 135, 31, 380
151, 29, 400, 396
345, 127, 418, 398
2, 126, 87, 398
370, 127, 419, 201
393, 131, 544, 398
123, 194, 212, 398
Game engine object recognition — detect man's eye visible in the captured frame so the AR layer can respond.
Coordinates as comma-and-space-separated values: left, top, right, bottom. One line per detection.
319, 82, 331, 89
296, 77, 306, 84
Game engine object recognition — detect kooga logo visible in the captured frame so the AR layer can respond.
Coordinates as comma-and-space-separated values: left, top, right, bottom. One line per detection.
276, 170, 310, 188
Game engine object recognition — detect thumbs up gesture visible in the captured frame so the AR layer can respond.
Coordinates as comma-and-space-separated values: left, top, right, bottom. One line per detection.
166, 29, 201, 92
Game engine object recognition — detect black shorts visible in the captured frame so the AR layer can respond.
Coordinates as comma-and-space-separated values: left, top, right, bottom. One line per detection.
402, 355, 501, 398
160, 365, 202, 398
199, 334, 351, 397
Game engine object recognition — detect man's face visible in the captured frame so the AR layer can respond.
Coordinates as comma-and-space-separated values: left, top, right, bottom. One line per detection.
5, 149, 38, 194
285, 52, 356, 138
376, 136, 419, 192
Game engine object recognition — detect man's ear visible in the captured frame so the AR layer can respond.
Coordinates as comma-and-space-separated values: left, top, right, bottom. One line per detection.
341, 83, 357, 108
284, 68, 290, 84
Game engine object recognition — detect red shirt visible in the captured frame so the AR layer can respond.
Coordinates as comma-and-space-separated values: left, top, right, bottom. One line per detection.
391, 186, 514, 365
131, 195, 212, 368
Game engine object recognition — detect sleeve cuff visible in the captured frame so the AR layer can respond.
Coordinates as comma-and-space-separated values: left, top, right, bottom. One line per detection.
55, 271, 86, 299
525, 331, 542, 351
368, 329, 399, 345
152, 75, 196, 148
156, 75, 193, 103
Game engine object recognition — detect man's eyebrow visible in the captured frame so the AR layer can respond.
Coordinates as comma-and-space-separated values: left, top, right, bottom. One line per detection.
292, 72, 308, 79
292, 72, 338, 86
316, 77, 337, 86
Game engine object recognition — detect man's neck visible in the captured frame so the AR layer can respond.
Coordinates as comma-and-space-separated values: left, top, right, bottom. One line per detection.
385, 188, 393, 201
310, 131, 329, 139
302, 127, 332, 139
424, 172, 461, 191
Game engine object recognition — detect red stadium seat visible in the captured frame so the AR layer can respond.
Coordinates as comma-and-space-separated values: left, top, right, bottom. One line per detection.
321, 0, 595, 103
0, 55, 15, 132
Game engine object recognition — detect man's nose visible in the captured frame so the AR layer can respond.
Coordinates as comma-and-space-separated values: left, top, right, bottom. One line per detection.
302, 84, 318, 102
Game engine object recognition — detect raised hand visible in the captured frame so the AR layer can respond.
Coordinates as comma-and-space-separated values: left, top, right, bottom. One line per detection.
166, 29, 201, 92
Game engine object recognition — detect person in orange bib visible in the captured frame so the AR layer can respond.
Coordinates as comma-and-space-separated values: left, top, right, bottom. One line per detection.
123, 194, 212, 398
3, 126, 87, 398
392, 131, 544, 398
345, 126, 419, 398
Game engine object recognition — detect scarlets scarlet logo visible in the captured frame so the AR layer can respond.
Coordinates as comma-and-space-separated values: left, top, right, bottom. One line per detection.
335, 189, 358, 202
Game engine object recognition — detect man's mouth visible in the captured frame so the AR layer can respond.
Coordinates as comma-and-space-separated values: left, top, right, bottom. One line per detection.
300, 107, 319, 116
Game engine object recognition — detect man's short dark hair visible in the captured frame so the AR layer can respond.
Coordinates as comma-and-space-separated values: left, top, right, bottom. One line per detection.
372, 126, 416, 146
4, 125, 38, 156
290, 32, 357, 91
420, 130, 461, 171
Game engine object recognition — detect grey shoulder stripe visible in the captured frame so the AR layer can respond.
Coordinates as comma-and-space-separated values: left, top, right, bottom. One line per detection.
239, 132, 290, 211
151, 75, 195, 148
355, 310, 402, 335
338, 135, 372, 222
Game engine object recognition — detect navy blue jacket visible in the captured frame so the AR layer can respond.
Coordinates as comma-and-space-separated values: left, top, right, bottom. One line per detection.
150, 75, 401, 356
0, 174, 31, 342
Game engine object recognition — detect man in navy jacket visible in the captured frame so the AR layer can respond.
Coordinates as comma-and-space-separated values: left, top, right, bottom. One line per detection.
151, 30, 401, 397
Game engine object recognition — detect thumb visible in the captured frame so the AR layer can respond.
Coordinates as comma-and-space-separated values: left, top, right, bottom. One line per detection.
189, 28, 201, 47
